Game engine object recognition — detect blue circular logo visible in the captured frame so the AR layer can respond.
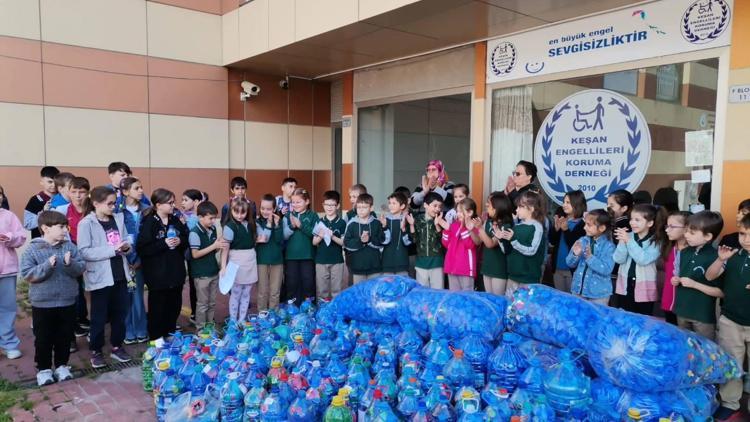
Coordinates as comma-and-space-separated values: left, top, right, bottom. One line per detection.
490, 42, 516, 76
533, 89, 652, 210
681, 0, 731, 44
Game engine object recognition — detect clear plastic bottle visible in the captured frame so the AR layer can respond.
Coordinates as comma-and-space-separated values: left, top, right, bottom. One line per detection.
220, 372, 247, 422
324, 395, 354, 422
287, 390, 314, 421
142, 341, 158, 392
260, 385, 285, 421
487, 332, 526, 394
543, 349, 591, 415
155, 361, 185, 422
430, 393, 456, 421
444, 349, 474, 390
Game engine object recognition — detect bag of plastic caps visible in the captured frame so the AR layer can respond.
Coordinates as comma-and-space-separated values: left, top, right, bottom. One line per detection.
397, 288, 507, 342
588, 310, 742, 392
505, 284, 607, 350
329, 275, 418, 324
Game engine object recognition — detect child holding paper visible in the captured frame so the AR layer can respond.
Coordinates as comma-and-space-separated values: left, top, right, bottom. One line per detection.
313, 191, 346, 299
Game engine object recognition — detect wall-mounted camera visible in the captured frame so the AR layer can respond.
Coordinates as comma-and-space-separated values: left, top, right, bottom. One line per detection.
240, 81, 260, 101
279, 77, 289, 90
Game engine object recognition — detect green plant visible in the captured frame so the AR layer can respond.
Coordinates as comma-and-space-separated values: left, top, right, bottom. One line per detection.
0, 378, 24, 421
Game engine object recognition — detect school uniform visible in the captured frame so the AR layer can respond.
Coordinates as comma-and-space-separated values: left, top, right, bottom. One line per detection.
673, 245, 719, 340
283, 210, 319, 305
343, 216, 384, 283
481, 221, 511, 295
256, 217, 284, 310
315, 216, 347, 299
381, 215, 412, 276
224, 219, 257, 322
506, 220, 546, 298
189, 223, 220, 328
412, 214, 445, 289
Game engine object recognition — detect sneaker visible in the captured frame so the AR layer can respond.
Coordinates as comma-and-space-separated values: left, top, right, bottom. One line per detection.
36, 369, 56, 386
189, 315, 196, 326
74, 326, 88, 337
4, 349, 22, 360
54, 365, 73, 382
69, 341, 78, 353
175, 323, 181, 330
110, 347, 131, 363
136, 336, 149, 344
78, 319, 90, 330
123, 338, 138, 345
90, 351, 107, 369
714, 406, 743, 421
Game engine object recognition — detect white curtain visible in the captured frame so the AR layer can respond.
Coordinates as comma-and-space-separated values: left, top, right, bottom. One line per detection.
490, 86, 533, 192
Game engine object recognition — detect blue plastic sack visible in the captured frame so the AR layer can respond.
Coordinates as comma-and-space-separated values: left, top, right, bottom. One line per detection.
588, 310, 742, 392
505, 285, 607, 350
329, 275, 418, 324
397, 288, 507, 342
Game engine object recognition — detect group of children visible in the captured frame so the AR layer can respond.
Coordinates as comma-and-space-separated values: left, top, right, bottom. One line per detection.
2, 163, 750, 418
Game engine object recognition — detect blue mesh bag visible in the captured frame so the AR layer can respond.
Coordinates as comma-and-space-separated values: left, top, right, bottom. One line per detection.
588, 309, 742, 391
328, 275, 418, 324
505, 285, 607, 350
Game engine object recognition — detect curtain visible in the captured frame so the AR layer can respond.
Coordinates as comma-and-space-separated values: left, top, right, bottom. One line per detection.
490, 86, 533, 192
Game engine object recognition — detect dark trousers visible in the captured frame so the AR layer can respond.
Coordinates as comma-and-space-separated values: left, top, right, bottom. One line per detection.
32, 305, 76, 370
187, 262, 197, 318
615, 276, 654, 316
76, 276, 88, 324
147, 285, 182, 340
284, 260, 315, 306
89, 282, 128, 353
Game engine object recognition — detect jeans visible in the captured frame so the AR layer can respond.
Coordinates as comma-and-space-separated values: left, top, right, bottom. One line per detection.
89, 282, 128, 353
32, 305, 75, 370
125, 270, 148, 340
0, 275, 20, 351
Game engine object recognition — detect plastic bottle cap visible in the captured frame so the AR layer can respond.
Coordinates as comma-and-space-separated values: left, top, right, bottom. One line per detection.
157, 360, 170, 371
659, 419, 671, 422
368, 379, 376, 385
408, 377, 417, 383
373, 389, 383, 400
461, 390, 474, 399
628, 408, 642, 418
271, 360, 282, 368
338, 387, 350, 397
331, 395, 345, 407
453, 349, 464, 358
511, 417, 521, 422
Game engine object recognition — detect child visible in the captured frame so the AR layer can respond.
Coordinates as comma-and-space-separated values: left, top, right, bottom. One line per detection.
381, 192, 412, 276
189, 201, 226, 329
118, 177, 148, 344
221, 177, 257, 222
136, 189, 188, 341
181, 188, 207, 324
444, 184, 469, 226
477, 192, 513, 295
607, 189, 634, 289
314, 191, 346, 298
20, 211, 84, 386
566, 209, 616, 304
256, 194, 284, 310
344, 193, 384, 283
672, 211, 724, 340
406, 192, 445, 289
345, 184, 369, 222
221, 199, 258, 323
276, 177, 297, 216
77, 186, 133, 368
719, 198, 750, 250
707, 214, 750, 420
283, 188, 319, 305
551, 190, 587, 292
612, 204, 666, 316
0, 185, 26, 360
661, 211, 691, 325
24, 166, 60, 239
108, 162, 149, 212
53, 176, 91, 340
442, 198, 482, 291
49, 172, 74, 209
502, 190, 547, 298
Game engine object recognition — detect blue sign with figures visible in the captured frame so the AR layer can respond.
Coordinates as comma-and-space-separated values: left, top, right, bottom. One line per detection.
681, 0, 731, 44
533, 89, 652, 210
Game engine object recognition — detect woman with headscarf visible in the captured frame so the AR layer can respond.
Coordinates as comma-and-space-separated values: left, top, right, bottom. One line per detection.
410, 160, 455, 214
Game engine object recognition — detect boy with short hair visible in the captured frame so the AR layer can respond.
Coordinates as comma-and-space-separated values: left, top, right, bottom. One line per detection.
189, 201, 226, 329
709, 214, 750, 420
406, 192, 445, 289
276, 177, 297, 216
314, 191, 346, 298
672, 211, 724, 340
108, 162, 149, 212
720, 198, 750, 250
20, 211, 85, 386
24, 166, 60, 239
344, 193, 384, 283
221, 177, 257, 221
380, 192, 412, 276
345, 184, 368, 222
50, 172, 74, 209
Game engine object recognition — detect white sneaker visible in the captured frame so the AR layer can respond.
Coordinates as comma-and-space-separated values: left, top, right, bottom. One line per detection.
54, 365, 73, 382
4, 349, 21, 359
36, 369, 55, 386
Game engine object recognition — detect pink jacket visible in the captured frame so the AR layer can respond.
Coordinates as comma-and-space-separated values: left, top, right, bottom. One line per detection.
441, 221, 479, 277
0, 209, 27, 276
661, 247, 679, 312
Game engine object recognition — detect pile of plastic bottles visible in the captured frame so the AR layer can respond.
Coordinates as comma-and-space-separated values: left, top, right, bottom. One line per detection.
142, 276, 738, 421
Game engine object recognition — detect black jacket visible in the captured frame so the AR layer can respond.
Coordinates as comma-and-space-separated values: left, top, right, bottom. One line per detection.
136, 213, 188, 290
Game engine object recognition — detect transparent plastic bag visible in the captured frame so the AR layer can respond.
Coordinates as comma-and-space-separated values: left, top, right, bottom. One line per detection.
505, 284, 607, 350
588, 310, 742, 391
329, 275, 418, 324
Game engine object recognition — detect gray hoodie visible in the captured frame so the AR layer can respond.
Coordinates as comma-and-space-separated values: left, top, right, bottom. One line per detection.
20, 238, 85, 308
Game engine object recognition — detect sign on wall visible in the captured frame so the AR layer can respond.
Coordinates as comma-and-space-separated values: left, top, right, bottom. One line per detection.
533, 89, 652, 210
487, 0, 732, 84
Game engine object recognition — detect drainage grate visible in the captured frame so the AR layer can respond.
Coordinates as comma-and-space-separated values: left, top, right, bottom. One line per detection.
15, 359, 143, 389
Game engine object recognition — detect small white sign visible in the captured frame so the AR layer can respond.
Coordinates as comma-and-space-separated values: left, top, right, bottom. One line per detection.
729, 84, 750, 103
691, 169, 711, 183
684, 130, 714, 167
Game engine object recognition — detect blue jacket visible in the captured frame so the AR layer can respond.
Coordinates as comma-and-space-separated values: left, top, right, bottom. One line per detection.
122, 202, 148, 265
566, 235, 616, 299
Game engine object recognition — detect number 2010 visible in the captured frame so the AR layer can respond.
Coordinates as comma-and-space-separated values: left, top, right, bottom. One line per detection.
578, 185, 596, 192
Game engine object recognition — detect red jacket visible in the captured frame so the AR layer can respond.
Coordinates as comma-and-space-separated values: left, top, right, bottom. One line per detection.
441, 221, 479, 277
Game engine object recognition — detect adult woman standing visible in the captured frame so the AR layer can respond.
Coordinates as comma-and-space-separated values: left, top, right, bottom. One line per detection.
410, 160, 455, 214
504, 160, 539, 207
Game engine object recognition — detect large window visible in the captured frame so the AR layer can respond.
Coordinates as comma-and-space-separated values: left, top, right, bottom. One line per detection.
490, 58, 718, 213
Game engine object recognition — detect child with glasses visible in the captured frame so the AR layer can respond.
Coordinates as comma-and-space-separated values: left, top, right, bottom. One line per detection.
314, 191, 346, 299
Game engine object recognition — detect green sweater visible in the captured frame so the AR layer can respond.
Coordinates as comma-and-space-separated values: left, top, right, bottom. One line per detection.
481, 221, 511, 279
315, 216, 346, 265
382, 215, 411, 273
189, 224, 220, 278
720, 249, 750, 326
283, 210, 319, 260
674, 245, 719, 323
412, 214, 444, 269
343, 216, 384, 274
507, 220, 546, 284
256, 217, 284, 265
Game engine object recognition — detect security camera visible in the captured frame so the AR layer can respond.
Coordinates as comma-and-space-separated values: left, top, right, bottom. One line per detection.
279, 78, 289, 90
240, 81, 260, 101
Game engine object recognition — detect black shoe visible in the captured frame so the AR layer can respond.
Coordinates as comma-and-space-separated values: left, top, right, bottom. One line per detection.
74, 326, 89, 337
189, 315, 196, 326
69, 341, 78, 353
78, 319, 90, 330
90, 351, 107, 369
